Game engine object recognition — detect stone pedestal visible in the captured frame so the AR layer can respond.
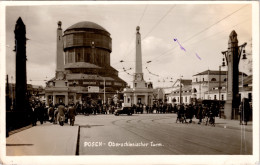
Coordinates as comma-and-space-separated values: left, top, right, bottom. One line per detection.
224, 100, 232, 119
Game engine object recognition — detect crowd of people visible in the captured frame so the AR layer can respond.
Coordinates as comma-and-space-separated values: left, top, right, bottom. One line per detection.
27, 98, 251, 127
28, 100, 77, 127
174, 103, 219, 126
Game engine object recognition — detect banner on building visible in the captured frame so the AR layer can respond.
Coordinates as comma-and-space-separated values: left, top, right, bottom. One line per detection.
88, 86, 99, 93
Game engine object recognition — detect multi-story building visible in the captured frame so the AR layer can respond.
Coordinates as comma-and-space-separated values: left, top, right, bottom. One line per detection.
166, 70, 250, 105
166, 79, 192, 105
45, 21, 126, 106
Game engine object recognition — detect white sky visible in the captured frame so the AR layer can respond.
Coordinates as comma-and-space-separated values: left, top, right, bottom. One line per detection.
4, 2, 253, 88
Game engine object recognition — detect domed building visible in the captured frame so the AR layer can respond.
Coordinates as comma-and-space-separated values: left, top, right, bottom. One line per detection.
45, 21, 126, 105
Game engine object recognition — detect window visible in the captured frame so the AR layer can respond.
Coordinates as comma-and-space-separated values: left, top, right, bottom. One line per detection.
221, 94, 224, 100
65, 52, 68, 64
211, 78, 216, 81
185, 97, 187, 103
68, 50, 73, 63
75, 48, 84, 62
214, 95, 217, 100
203, 78, 204, 81
196, 78, 198, 82
135, 83, 137, 87
224, 78, 227, 81
85, 53, 90, 62
193, 88, 197, 93
178, 97, 179, 102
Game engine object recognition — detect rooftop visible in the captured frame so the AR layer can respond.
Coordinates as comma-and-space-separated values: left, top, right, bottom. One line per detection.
65, 21, 108, 33
193, 70, 248, 76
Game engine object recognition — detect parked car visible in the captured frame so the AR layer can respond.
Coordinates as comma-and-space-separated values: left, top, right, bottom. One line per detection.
114, 106, 133, 116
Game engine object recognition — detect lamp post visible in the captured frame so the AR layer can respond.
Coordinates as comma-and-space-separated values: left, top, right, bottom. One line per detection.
218, 60, 225, 118
221, 31, 247, 119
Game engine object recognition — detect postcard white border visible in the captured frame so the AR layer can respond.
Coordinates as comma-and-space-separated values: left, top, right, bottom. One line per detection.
0, 1, 259, 165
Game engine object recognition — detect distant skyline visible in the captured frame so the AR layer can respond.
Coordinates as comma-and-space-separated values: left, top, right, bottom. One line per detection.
4, 2, 254, 88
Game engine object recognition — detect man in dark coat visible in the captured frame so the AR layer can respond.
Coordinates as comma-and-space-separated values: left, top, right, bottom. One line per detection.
35, 102, 44, 125
239, 98, 250, 125
31, 102, 37, 126
68, 103, 77, 126
57, 102, 65, 126
48, 104, 54, 123
186, 104, 194, 123
197, 104, 203, 124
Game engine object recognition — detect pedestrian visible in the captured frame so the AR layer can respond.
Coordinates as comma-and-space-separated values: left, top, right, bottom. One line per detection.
53, 106, 58, 124
68, 103, 77, 126
239, 98, 250, 125
48, 104, 54, 123
64, 105, 69, 123
186, 104, 194, 123
35, 101, 44, 125
57, 102, 65, 126
132, 104, 136, 114
173, 104, 178, 113
197, 104, 203, 124
31, 102, 37, 126
82, 102, 87, 115
146, 104, 149, 114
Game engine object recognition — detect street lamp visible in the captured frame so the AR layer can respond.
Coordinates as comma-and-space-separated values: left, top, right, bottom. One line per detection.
221, 41, 247, 119
218, 64, 226, 118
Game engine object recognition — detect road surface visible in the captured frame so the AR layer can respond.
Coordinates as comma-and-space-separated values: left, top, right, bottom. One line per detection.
77, 114, 252, 155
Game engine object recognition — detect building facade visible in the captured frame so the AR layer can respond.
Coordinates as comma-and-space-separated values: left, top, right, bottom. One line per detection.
166, 70, 250, 105
166, 79, 192, 105
45, 21, 126, 106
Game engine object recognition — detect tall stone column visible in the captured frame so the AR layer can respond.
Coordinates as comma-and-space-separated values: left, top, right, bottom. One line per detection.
134, 94, 137, 105
53, 95, 56, 105
135, 26, 143, 74
224, 30, 239, 120
46, 94, 49, 106
56, 21, 64, 72
14, 17, 27, 111
144, 94, 148, 105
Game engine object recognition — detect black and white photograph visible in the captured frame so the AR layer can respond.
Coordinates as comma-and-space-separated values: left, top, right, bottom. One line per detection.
1, 1, 259, 165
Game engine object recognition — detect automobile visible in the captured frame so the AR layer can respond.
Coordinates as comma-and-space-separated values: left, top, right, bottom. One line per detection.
114, 106, 134, 116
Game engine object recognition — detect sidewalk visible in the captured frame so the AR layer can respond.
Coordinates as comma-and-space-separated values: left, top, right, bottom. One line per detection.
204, 117, 252, 132
6, 122, 79, 156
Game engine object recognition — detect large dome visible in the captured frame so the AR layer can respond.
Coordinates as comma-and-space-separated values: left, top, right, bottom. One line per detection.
65, 21, 108, 32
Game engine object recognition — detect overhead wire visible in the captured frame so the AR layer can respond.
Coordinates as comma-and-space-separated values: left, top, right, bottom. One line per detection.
182, 4, 249, 44
119, 4, 176, 67
146, 4, 250, 64
138, 4, 149, 26
149, 17, 251, 64
118, 4, 149, 65
142, 5, 176, 41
